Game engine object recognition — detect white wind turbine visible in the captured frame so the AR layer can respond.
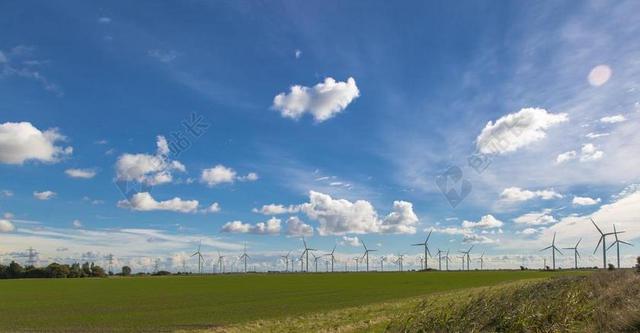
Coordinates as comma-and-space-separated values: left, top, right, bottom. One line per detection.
607, 225, 632, 268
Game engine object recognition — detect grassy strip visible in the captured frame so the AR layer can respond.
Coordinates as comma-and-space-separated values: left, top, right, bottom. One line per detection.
387, 270, 640, 333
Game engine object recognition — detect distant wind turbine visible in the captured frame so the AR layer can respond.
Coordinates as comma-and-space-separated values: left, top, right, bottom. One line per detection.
239, 243, 250, 273
281, 251, 291, 272
460, 245, 473, 271
540, 232, 562, 270
592, 218, 617, 269
562, 238, 581, 270
191, 241, 204, 274
478, 250, 485, 270
323, 245, 337, 272
411, 230, 432, 269
361, 240, 377, 272
301, 237, 316, 272
435, 249, 444, 271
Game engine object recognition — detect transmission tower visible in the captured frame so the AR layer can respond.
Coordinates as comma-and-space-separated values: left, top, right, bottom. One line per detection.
26, 247, 37, 266
105, 254, 114, 273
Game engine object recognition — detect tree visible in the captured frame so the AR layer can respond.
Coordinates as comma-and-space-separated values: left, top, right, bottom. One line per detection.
635, 257, 640, 273
91, 264, 107, 277
121, 266, 132, 276
7, 261, 24, 279
81, 262, 92, 276
46, 263, 70, 278
608, 263, 616, 271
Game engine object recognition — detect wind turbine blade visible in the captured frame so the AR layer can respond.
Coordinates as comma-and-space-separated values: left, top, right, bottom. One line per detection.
576, 250, 581, 258
606, 242, 616, 251
554, 247, 563, 255
362, 241, 368, 251
540, 246, 552, 251
594, 236, 603, 254
590, 218, 603, 235
552, 232, 556, 245
576, 238, 582, 248
620, 241, 633, 246
427, 247, 432, 257
426, 229, 433, 242
411, 243, 422, 246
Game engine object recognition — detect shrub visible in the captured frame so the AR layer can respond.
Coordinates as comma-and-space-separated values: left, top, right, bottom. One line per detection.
608, 263, 616, 271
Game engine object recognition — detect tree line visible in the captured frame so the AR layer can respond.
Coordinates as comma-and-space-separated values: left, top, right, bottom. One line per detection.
0, 261, 112, 279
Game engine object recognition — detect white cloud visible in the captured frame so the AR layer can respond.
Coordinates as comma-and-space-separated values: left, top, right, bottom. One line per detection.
33, 190, 56, 200
580, 143, 604, 162
117, 192, 199, 213
65, 168, 97, 179
585, 132, 610, 139
0, 190, 13, 198
294, 49, 302, 59
238, 172, 259, 182
513, 209, 557, 225
200, 165, 257, 186
520, 228, 539, 235
220, 217, 281, 235
148, 49, 178, 63
253, 204, 299, 215
380, 201, 419, 234
500, 187, 563, 202
588, 64, 612, 87
98, 17, 111, 24
116, 136, 185, 186
600, 114, 626, 123
476, 108, 568, 154
461, 214, 504, 229
462, 233, 497, 244
0, 122, 72, 164
296, 191, 419, 235
572, 196, 601, 206
556, 150, 577, 164
340, 235, 361, 247
0, 219, 15, 232
272, 77, 360, 122
202, 202, 221, 213
72, 219, 83, 228
285, 216, 313, 237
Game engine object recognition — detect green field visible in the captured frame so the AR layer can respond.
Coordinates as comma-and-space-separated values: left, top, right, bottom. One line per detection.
0, 270, 576, 332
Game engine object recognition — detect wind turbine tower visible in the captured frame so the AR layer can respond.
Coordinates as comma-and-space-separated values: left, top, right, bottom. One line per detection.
191, 242, 204, 274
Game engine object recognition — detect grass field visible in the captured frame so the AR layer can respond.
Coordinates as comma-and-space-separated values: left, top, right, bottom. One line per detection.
0, 270, 579, 332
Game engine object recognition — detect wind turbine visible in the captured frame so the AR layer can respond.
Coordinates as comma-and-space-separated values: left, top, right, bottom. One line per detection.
444, 250, 451, 271
380, 256, 386, 271
607, 225, 632, 268
592, 218, 617, 269
216, 251, 225, 273
417, 255, 424, 270
353, 257, 360, 272
460, 245, 473, 271
458, 254, 465, 270
312, 253, 321, 272
301, 237, 316, 272
478, 250, 485, 270
435, 249, 444, 271
323, 245, 337, 272
239, 243, 250, 273
395, 254, 405, 272
191, 242, 204, 274
562, 238, 581, 270
361, 241, 377, 272
281, 251, 291, 272
411, 230, 432, 269
540, 232, 562, 270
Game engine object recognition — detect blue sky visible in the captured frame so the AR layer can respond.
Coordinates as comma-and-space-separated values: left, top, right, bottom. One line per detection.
1, 0, 639, 272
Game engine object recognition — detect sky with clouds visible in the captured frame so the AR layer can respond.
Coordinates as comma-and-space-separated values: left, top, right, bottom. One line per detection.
1, 0, 639, 272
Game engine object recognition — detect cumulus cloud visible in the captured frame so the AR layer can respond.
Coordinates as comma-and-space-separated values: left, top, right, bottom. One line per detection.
252, 204, 300, 215
500, 187, 563, 202
340, 235, 361, 247
520, 228, 540, 235
0, 219, 15, 232
0, 122, 72, 164
272, 77, 360, 122
600, 114, 626, 123
285, 216, 313, 237
476, 108, 568, 154
220, 217, 281, 235
513, 209, 557, 225
462, 233, 497, 244
296, 191, 419, 235
572, 196, 601, 206
1, 190, 13, 197
117, 192, 199, 213
200, 165, 257, 186
98, 17, 111, 24
33, 190, 56, 200
556, 150, 577, 164
580, 143, 604, 162
202, 202, 221, 213
461, 214, 504, 229
115, 136, 185, 186
65, 168, 97, 179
